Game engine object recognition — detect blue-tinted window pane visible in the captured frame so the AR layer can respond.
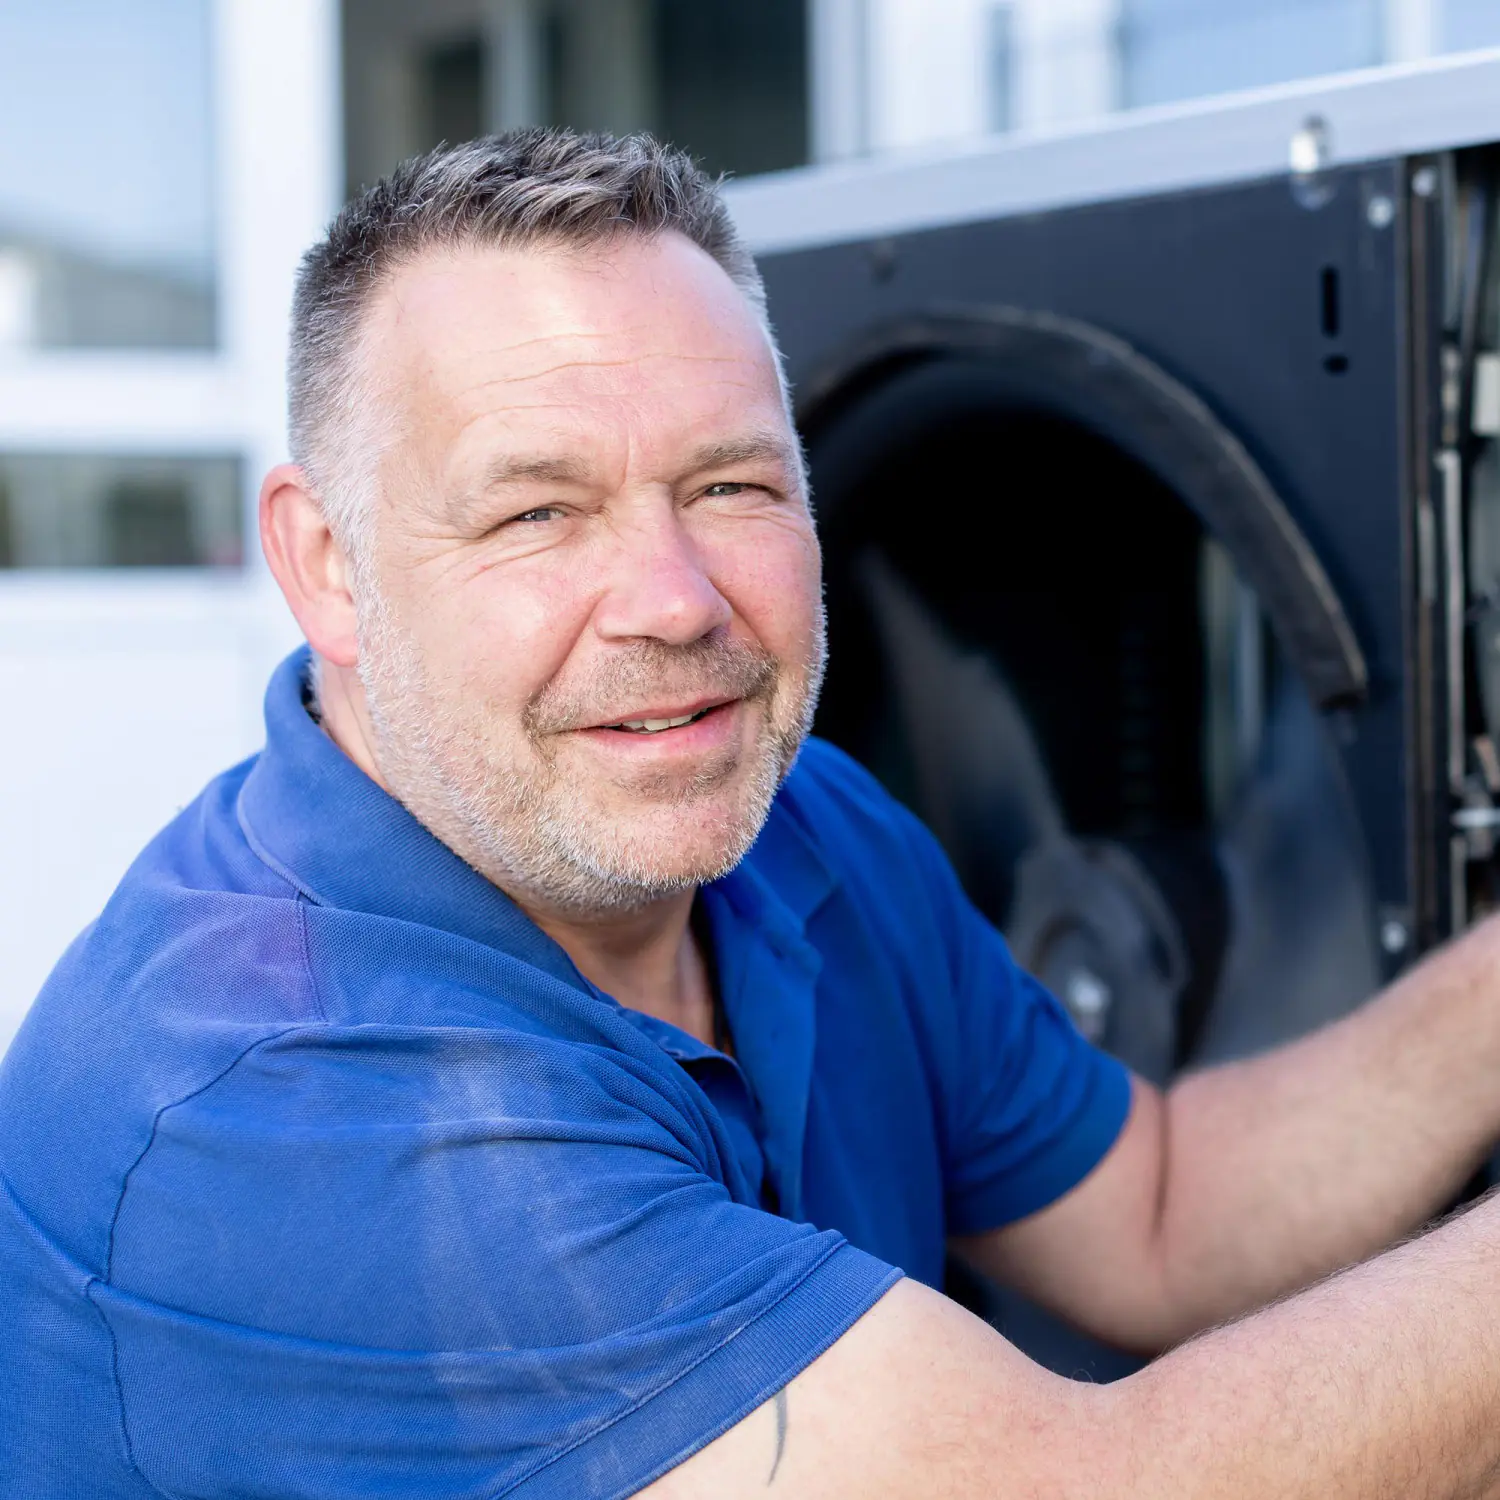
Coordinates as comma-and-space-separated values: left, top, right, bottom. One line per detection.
988, 4, 1016, 133
0, 1, 215, 350
1122, 0, 1382, 110
0, 456, 242, 569
1443, 0, 1500, 53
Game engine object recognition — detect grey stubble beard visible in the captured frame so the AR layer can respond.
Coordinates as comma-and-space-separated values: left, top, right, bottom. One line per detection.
354, 582, 826, 918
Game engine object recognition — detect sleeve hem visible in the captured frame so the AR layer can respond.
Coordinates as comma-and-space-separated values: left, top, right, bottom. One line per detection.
507, 1240, 902, 1500
945, 1055, 1134, 1236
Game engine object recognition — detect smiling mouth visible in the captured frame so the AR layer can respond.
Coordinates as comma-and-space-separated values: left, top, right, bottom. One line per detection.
604, 706, 718, 735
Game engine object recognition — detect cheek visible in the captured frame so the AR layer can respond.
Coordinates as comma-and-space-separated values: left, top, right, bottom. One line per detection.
410, 566, 595, 709
709, 520, 822, 659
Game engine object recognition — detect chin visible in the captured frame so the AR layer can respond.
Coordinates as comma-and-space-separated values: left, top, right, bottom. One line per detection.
586, 792, 770, 886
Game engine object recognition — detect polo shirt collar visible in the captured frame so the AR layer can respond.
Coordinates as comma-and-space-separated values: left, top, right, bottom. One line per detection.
703, 777, 837, 1220
236, 647, 586, 990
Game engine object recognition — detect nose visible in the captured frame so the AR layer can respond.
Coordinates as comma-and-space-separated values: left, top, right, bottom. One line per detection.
592, 499, 733, 646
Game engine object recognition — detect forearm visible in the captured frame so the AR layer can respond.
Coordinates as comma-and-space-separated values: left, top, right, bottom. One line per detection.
1116, 1193, 1500, 1500
1156, 912, 1500, 1335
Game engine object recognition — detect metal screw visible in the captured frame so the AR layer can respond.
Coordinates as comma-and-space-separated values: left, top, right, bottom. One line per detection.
1412, 166, 1439, 199
1289, 116, 1332, 176
1367, 194, 1394, 229
1064, 969, 1111, 1039
1380, 918, 1409, 955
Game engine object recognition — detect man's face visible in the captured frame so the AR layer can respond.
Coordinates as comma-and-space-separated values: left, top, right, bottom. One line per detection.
348, 232, 824, 915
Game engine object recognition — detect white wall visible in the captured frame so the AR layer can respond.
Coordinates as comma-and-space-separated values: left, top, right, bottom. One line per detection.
0, 578, 297, 1044
0, 0, 333, 1056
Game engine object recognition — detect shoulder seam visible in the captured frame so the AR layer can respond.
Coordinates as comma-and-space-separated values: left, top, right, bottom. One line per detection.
297, 895, 330, 1023
84, 1278, 176, 1499
97, 1021, 326, 1498
102, 1024, 325, 1283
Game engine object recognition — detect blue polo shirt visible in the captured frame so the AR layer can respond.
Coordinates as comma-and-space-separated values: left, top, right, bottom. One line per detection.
0, 648, 1130, 1499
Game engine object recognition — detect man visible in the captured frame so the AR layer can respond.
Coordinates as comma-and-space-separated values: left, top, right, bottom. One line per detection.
5, 129, 1500, 1498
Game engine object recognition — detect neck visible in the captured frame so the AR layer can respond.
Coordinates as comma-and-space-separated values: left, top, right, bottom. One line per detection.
524, 890, 712, 1041
314, 652, 718, 1044
314, 655, 383, 783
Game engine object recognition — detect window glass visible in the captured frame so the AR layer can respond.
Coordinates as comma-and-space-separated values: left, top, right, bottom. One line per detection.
0, 0, 216, 351
343, 0, 807, 195
652, 0, 807, 178
0, 456, 242, 570
1443, 0, 1500, 53
987, 4, 1016, 134
1120, 0, 1382, 110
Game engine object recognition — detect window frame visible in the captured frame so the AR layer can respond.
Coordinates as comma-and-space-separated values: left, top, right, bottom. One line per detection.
0, 0, 340, 588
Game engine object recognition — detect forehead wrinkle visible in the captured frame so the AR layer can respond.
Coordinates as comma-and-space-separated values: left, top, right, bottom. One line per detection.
426, 356, 772, 473
374, 241, 779, 401
395, 294, 761, 378
444, 391, 791, 467
436, 363, 780, 467
452, 350, 761, 398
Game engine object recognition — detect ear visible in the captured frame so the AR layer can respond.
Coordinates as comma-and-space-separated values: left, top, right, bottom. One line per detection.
259, 463, 360, 669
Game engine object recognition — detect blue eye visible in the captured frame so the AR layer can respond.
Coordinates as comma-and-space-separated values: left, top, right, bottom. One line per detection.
514, 507, 563, 523
704, 483, 749, 497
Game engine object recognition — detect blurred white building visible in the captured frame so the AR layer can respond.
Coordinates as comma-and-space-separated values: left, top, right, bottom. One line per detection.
1, 0, 1498, 1052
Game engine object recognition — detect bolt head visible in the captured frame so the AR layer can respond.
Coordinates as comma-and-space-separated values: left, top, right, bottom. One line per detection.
1367, 194, 1394, 229
1064, 970, 1111, 1039
1289, 116, 1332, 176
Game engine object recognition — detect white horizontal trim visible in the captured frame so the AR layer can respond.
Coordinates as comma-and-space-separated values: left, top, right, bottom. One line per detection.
0, 570, 301, 651
0, 357, 247, 451
0, 570, 257, 620
727, 48, 1500, 256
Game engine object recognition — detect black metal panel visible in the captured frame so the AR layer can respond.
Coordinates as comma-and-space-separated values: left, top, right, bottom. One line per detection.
759, 162, 1413, 916
794, 309, 1369, 710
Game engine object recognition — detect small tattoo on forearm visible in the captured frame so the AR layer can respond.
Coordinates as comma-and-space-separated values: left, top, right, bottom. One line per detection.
767, 1387, 788, 1484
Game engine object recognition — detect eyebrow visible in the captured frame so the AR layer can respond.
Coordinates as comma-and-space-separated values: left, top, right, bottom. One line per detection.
451, 429, 804, 529
683, 432, 802, 477
475, 453, 594, 490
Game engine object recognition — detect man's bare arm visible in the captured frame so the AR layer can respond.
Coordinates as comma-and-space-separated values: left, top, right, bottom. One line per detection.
649, 1194, 1500, 1499
959, 914, 1500, 1351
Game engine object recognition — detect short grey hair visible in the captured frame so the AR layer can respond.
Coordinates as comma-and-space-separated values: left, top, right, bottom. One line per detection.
286, 128, 776, 561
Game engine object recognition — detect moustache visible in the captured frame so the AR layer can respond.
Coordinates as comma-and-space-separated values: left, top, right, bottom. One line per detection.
525, 634, 780, 737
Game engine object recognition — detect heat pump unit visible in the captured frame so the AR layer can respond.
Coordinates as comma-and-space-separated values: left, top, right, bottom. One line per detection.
728, 53, 1500, 1377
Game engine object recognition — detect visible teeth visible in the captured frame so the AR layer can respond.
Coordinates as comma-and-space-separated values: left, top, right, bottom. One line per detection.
617, 712, 700, 733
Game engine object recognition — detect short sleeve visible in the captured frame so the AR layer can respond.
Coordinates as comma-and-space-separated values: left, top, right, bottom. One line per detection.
96, 1024, 900, 1499
899, 813, 1133, 1236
